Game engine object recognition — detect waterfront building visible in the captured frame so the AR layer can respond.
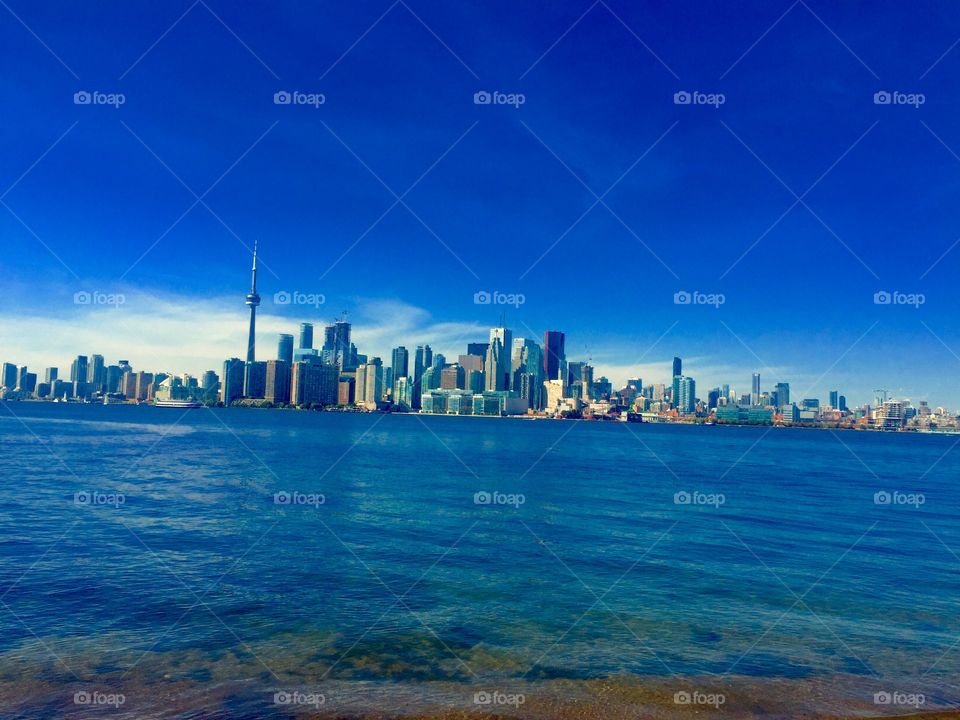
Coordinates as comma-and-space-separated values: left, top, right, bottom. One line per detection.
264, 360, 291, 404
244, 361, 266, 399
221, 358, 245, 405
290, 358, 338, 406
393, 376, 412, 409
678, 376, 696, 414
751, 373, 761, 406
134, 371, 154, 402
1, 362, 16, 390
338, 377, 355, 405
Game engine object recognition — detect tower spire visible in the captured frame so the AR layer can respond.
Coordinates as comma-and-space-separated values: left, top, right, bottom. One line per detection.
250, 239, 258, 294
244, 242, 262, 385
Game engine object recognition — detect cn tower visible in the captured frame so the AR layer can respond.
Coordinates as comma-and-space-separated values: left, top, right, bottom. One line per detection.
243, 241, 260, 395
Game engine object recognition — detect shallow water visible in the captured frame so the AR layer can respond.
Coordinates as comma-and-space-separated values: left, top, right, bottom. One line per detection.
1, 403, 958, 718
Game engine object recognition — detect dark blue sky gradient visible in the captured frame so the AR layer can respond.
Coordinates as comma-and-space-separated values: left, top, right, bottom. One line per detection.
2, 1, 960, 405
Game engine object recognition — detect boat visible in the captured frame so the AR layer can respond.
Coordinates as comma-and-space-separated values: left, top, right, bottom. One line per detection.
154, 399, 202, 409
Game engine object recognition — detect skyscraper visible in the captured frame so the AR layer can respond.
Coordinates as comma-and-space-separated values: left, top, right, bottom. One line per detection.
543, 331, 565, 382
44, 367, 58, 384
264, 360, 291, 404
751, 373, 761, 406
829, 390, 839, 409
673, 356, 682, 378
486, 325, 513, 391
221, 358, 245, 406
277, 334, 294, 364
299, 322, 314, 350
323, 320, 352, 369
1, 363, 17, 390
679, 376, 696, 413
391, 346, 409, 398
775, 382, 790, 409
243, 241, 261, 397
87, 354, 105, 392
70, 355, 88, 383
412, 344, 432, 409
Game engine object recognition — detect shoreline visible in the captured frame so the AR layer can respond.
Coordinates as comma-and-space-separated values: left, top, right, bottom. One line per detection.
2, 398, 955, 435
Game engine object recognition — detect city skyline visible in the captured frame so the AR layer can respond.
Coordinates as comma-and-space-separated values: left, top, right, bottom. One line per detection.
0, 274, 952, 412
3, 2, 960, 408
0, 243, 951, 416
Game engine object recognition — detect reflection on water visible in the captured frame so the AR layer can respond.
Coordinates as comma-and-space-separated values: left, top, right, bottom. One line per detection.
2, 404, 960, 718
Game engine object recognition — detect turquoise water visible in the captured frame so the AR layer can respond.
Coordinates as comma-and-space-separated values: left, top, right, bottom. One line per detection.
1, 403, 959, 718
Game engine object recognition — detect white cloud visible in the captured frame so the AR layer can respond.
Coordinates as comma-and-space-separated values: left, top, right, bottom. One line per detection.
0, 287, 488, 378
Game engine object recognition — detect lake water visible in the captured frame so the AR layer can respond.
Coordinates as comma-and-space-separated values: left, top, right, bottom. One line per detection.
1, 402, 958, 718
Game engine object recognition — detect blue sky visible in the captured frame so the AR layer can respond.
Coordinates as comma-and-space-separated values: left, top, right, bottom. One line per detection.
2, 0, 960, 407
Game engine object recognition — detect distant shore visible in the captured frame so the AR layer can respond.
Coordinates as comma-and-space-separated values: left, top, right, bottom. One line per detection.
2, 397, 955, 434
